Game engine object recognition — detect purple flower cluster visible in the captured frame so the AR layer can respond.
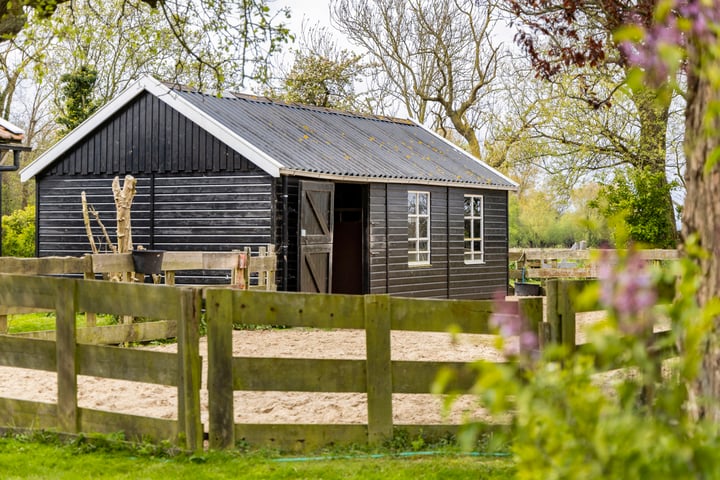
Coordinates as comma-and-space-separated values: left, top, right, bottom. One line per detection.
489, 291, 538, 357
619, 0, 720, 83
597, 250, 657, 333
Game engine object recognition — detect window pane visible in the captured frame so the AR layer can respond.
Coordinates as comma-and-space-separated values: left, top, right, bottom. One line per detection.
474, 240, 483, 253
419, 240, 429, 253
473, 220, 482, 238
418, 252, 429, 263
474, 197, 483, 216
464, 240, 471, 252
419, 217, 428, 237
408, 218, 417, 238
408, 240, 415, 252
464, 219, 471, 238
464, 197, 471, 216
418, 193, 428, 215
408, 252, 418, 263
408, 192, 416, 214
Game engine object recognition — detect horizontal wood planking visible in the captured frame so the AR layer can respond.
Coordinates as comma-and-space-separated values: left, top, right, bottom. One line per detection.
78, 408, 177, 444
0, 336, 56, 371
0, 398, 58, 431
234, 424, 368, 452
391, 361, 480, 393
225, 290, 366, 329
232, 358, 366, 392
510, 248, 680, 261
390, 297, 493, 333
0, 256, 90, 275
78, 344, 178, 385
13, 321, 176, 345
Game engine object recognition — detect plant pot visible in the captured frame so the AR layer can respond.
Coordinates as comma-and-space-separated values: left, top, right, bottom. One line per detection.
515, 282, 542, 297
131, 250, 164, 275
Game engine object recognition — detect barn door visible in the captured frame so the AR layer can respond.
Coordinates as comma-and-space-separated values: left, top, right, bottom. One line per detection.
299, 180, 335, 293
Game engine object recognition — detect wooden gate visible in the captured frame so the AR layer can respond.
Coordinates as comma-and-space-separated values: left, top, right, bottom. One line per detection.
298, 180, 334, 293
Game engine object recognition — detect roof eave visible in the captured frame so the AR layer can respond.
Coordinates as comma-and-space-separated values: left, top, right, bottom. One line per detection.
279, 168, 517, 191
410, 119, 519, 190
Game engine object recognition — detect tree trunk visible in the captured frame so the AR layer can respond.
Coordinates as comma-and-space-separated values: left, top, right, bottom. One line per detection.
633, 86, 678, 248
683, 49, 720, 422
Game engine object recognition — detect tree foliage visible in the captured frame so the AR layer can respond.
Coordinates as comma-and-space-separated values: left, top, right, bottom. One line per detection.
591, 167, 679, 248
1, 205, 35, 257
502, 0, 680, 247
56, 65, 100, 133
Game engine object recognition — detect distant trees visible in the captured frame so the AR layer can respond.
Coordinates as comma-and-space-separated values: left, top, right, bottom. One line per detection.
331, 0, 507, 162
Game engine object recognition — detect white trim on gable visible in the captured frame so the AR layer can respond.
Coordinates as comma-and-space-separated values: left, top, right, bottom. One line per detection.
0, 117, 24, 135
20, 75, 283, 182
410, 119, 519, 191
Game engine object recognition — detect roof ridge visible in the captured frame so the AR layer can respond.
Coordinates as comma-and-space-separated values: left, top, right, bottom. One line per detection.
168, 83, 414, 126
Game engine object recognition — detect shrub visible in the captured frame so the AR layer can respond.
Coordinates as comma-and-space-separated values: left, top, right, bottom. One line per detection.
2, 205, 35, 257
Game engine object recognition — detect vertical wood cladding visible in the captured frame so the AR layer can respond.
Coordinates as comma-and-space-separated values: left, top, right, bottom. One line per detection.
45, 92, 253, 177
367, 183, 508, 300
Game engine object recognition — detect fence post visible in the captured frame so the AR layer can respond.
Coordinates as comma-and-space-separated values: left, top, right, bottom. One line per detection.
207, 288, 235, 449
177, 287, 203, 452
364, 294, 393, 445
546, 279, 559, 344
558, 280, 577, 352
55, 278, 79, 434
518, 297, 543, 355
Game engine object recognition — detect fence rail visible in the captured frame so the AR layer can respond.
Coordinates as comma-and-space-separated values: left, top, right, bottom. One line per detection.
0, 272, 675, 452
510, 248, 680, 281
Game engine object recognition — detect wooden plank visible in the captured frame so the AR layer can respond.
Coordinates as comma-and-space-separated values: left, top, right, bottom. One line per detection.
78, 344, 178, 385
55, 279, 78, 434
0, 336, 56, 370
16, 320, 177, 345
0, 256, 90, 275
396, 423, 509, 442
207, 288, 235, 449
77, 280, 184, 319
231, 290, 365, 329
365, 295, 393, 444
176, 288, 203, 452
0, 274, 62, 310
232, 358, 366, 392
234, 424, 368, 452
78, 408, 177, 444
390, 297, 494, 334
202, 252, 241, 270
248, 255, 277, 272
392, 361, 477, 393
0, 398, 58, 431
161, 251, 203, 271
524, 267, 595, 279
90, 253, 134, 273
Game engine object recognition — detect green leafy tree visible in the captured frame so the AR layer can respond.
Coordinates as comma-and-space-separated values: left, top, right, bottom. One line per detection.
2, 205, 35, 257
591, 167, 679, 248
56, 65, 99, 133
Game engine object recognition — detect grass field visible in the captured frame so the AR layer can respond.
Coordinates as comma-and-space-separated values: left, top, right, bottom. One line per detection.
7, 312, 120, 334
0, 434, 515, 479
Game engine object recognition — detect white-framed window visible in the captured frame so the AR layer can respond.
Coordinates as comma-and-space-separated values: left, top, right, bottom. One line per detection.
464, 195, 484, 264
408, 191, 430, 265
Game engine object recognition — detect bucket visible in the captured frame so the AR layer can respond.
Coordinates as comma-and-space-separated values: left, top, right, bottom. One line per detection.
131, 250, 164, 275
515, 282, 542, 296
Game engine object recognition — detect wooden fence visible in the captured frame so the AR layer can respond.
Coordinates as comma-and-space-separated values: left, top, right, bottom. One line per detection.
510, 248, 680, 281
0, 272, 543, 452
0, 273, 676, 452
0, 248, 276, 341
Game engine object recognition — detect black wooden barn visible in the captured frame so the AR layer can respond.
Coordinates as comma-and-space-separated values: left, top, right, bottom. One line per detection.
21, 76, 517, 299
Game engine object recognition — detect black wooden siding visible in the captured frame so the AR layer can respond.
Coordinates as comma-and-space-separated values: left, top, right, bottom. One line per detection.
35, 91, 276, 284
368, 183, 508, 300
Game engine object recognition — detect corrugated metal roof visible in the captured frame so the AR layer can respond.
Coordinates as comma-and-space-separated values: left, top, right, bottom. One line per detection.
173, 89, 516, 190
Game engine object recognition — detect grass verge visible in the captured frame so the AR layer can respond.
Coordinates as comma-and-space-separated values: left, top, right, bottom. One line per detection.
0, 432, 515, 480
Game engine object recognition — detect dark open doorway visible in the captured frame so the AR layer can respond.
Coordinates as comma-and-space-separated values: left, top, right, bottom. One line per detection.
332, 183, 367, 294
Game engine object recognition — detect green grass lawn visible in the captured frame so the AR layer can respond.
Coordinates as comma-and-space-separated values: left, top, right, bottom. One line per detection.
7, 312, 119, 334
0, 435, 515, 479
